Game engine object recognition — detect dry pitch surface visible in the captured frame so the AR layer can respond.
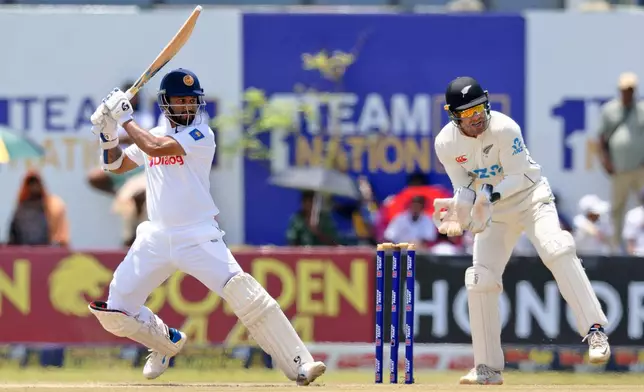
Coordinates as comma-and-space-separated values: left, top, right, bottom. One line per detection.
0, 368, 643, 391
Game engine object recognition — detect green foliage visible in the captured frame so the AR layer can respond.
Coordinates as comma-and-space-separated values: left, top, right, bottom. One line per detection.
211, 49, 357, 163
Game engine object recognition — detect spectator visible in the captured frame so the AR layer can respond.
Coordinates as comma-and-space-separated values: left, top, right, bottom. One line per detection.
332, 175, 377, 246
347, 176, 378, 245
376, 171, 450, 243
573, 194, 613, 255
596, 72, 644, 251
406, 171, 428, 187
86, 80, 155, 246
384, 196, 437, 249
287, 191, 338, 246
430, 233, 463, 255
8, 170, 69, 247
623, 187, 644, 257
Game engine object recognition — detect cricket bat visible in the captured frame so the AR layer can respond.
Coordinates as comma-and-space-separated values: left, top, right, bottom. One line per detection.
125, 5, 203, 100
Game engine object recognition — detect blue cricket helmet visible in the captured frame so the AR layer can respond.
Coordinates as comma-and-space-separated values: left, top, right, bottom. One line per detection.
157, 68, 205, 126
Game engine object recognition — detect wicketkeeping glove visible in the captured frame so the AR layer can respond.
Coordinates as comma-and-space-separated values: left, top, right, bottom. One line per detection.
433, 198, 465, 237
469, 185, 493, 234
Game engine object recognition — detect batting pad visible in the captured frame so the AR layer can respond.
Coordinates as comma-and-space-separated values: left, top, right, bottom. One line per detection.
465, 265, 505, 371
221, 273, 314, 380
542, 232, 608, 336
89, 301, 182, 357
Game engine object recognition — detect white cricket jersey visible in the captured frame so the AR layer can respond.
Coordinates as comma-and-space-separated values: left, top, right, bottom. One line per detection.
123, 122, 219, 228
434, 111, 542, 203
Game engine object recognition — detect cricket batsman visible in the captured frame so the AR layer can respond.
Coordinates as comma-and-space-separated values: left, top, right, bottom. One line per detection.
87, 68, 326, 384
433, 76, 610, 385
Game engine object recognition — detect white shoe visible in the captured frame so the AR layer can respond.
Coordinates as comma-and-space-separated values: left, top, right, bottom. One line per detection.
296, 361, 327, 386
143, 328, 187, 380
584, 327, 611, 364
459, 364, 504, 385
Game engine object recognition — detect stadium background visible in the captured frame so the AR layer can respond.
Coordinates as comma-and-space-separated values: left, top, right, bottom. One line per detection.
2, 0, 644, 378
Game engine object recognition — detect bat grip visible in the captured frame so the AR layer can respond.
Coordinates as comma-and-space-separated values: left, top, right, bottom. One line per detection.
125, 88, 136, 100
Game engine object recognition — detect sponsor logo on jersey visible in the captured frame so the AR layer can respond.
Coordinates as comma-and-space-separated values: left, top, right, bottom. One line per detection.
512, 137, 524, 155
149, 156, 185, 167
455, 155, 468, 164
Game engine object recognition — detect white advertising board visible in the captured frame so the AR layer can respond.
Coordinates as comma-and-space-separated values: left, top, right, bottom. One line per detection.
0, 8, 243, 249
526, 12, 644, 219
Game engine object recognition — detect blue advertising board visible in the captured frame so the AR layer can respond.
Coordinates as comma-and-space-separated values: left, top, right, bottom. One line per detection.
243, 13, 525, 245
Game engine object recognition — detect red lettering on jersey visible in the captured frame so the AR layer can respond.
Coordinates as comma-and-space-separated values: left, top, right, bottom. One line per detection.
455, 155, 468, 164
149, 156, 185, 167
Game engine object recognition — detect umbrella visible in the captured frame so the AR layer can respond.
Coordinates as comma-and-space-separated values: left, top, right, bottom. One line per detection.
381, 185, 453, 223
269, 166, 360, 200
0, 126, 45, 163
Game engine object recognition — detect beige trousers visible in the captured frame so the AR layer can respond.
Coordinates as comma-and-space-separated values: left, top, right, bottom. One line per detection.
610, 167, 644, 250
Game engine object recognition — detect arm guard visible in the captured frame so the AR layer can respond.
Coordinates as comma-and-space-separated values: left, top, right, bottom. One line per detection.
100, 136, 124, 171
101, 149, 124, 171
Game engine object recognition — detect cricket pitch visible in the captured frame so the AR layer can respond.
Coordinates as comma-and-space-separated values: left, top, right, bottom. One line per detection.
0, 368, 643, 391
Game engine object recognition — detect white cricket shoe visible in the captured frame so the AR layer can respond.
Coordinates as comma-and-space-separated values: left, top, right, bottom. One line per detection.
459, 364, 504, 385
143, 328, 187, 380
296, 361, 327, 386
584, 325, 611, 364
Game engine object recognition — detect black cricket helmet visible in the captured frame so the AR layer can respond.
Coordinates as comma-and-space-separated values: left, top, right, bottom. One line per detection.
444, 76, 490, 133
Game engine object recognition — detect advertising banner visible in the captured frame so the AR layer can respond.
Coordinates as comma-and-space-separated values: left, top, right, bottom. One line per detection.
408, 254, 644, 346
3, 246, 644, 372
242, 13, 526, 245
0, 247, 373, 344
526, 12, 644, 217
0, 9, 244, 248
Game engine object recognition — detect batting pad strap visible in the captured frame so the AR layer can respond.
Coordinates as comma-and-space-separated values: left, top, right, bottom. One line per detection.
101, 149, 124, 171
88, 301, 181, 357
221, 273, 314, 381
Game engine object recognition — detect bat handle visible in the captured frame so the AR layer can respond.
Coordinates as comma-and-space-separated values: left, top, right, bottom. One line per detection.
125, 87, 137, 100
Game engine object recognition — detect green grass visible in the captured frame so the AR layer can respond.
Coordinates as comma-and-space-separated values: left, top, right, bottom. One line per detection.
0, 368, 643, 385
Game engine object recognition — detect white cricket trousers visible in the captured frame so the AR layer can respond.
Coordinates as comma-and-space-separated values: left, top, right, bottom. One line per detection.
467, 179, 607, 370
107, 220, 243, 315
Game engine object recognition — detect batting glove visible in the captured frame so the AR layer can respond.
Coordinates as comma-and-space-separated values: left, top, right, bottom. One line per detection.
91, 116, 119, 148
102, 88, 134, 126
